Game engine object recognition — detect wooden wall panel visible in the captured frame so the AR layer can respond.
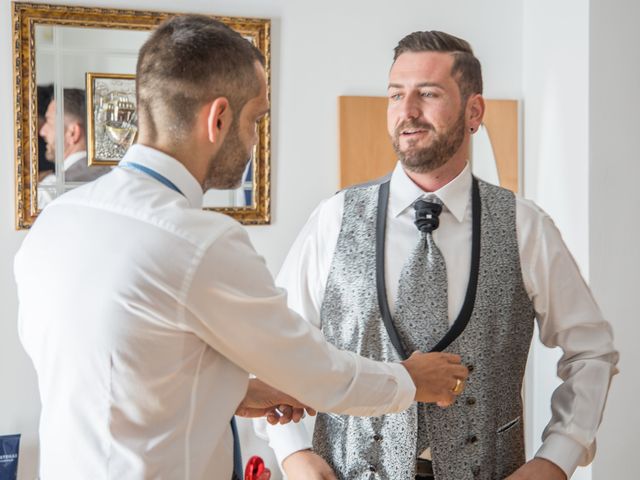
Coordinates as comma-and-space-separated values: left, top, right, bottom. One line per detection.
481, 99, 519, 193
339, 96, 397, 189
338, 96, 519, 192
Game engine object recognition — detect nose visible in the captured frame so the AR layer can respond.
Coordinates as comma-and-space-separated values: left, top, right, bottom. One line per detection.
399, 93, 421, 121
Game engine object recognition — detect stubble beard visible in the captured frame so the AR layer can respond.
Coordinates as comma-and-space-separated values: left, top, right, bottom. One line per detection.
392, 108, 466, 174
44, 140, 55, 162
203, 125, 251, 191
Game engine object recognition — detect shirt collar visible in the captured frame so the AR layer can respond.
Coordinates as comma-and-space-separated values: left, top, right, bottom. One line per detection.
63, 150, 87, 171
121, 144, 204, 208
389, 161, 472, 222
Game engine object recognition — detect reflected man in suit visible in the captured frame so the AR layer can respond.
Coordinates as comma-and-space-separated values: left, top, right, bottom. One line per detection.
38, 88, 111, 208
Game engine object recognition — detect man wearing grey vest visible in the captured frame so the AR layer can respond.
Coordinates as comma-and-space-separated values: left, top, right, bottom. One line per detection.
257, 31, 618, 480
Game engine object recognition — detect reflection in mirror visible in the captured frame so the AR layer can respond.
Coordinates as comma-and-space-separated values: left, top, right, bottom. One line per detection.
35, 24, 256, 210
35, 25, 145, 208
14, 3, 271, 228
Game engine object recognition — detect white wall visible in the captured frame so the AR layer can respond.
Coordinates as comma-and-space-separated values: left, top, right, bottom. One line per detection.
521, 1, 592, 479
1, 0, 529, 478
589, 1, 640, 478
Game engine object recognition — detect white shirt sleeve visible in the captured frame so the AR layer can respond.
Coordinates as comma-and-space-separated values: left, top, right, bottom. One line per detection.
254, 196, 348, 467
516, 198, 619, 478
184, 218, 416, 416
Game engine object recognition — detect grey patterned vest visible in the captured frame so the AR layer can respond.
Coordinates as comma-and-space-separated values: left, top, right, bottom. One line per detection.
313, 178, 535, 480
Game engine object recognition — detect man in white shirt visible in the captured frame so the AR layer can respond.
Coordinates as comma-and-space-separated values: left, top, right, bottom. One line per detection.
260, 31, 618, 480
37, 88, 111, 208
15, 17, 470, 480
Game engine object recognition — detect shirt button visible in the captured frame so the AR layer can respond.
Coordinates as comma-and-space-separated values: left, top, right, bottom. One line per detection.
373, 434, 382, 442
368, 465, 377, 473
466, 397, 477, 406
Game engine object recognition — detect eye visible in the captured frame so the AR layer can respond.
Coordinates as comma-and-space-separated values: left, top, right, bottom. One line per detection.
421, 91, 436, 98
389, 93, 402, 101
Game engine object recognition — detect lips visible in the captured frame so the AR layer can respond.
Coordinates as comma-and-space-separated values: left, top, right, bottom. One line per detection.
401, 129, 428, 135
396, 121, 434, 139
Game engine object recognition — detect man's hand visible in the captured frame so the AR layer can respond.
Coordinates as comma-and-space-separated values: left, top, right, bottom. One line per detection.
282, 450, 337, 480
235, 379, 316, 425
505, 458, 567, 480
401, 351, 469, 407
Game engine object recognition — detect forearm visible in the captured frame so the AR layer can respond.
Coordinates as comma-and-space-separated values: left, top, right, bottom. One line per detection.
536, 351, 618, 477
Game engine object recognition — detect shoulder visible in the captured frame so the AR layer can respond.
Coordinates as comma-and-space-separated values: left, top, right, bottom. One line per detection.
341, 174, 390, 197
515, 195, 554, 228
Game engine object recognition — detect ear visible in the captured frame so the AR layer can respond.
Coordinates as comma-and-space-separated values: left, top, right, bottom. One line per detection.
206, 97, 231, 145
466, 94, 485, 133
65, 122, 83, 145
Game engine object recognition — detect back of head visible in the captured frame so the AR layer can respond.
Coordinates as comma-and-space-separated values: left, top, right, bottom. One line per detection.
38, 84, 54, 119
393, 31, 483, 100
63, 88, 86, 132
136, 14, 265, 143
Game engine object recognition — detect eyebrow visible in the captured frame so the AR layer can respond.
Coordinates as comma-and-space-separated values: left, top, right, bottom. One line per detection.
387, 82, 445, 90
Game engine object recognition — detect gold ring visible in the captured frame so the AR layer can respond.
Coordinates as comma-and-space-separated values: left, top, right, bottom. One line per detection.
452, 378, 464, 394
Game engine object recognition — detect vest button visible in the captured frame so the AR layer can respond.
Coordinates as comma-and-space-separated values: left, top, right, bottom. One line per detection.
467, 364, 475, 373
467, 434, 478, 444
368, 465, 377, 473
373, 434, 382, 442
472, 465, 481, 476
466, 396, 477, 406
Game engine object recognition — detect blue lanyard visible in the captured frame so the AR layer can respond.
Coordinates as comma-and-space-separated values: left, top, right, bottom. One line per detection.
120, 161, 184, 196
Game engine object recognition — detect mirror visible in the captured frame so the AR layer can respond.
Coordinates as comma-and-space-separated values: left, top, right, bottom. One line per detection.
13, 2, 271, 228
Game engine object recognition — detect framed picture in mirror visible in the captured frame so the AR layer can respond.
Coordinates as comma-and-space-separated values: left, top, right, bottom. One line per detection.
86, 72, 137, 166
12, 1, 271, 228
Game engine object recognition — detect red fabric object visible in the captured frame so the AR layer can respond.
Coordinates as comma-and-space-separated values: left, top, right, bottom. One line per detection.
245, 455, 271, 480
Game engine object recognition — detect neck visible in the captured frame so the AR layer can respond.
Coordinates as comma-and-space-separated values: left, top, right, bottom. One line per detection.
404, 155, 467, 192
64, 144, 86, 159
137, 136, 208, 189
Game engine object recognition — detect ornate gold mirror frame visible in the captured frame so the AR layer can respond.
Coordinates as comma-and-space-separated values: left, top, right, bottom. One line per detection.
12, 2, 271, 229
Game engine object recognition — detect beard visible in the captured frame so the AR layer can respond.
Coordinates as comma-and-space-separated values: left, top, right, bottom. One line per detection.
392, 107, 466, 174
203, 124, 252, 191
44, 140, 55, 162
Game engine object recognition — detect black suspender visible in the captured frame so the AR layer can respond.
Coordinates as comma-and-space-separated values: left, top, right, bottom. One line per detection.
374, 177, 482, 359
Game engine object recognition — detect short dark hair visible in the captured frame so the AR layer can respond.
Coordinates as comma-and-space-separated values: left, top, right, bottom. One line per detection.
62, 88, 86, 131
37, 84, 54, 118
136, 14, 265, 141
393, 31, 482, 99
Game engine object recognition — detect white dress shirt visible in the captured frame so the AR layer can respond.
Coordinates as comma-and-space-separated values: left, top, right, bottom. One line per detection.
258, 162, 618, 478
38, 150, 87, 209
15, 145, 416, 479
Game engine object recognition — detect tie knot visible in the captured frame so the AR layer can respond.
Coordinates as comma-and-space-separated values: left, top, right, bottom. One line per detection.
413, 197, 443, 234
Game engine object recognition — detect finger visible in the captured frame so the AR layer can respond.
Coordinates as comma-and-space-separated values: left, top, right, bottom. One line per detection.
437, 392, 456, 407
449, 364, 469, 380
450, 379, 465, 396
440, 353, 462, 363
277, 405, 293, 424
257, 469, 271, 480
305, 407, 317, 416
291, 407, 305, 423
266, 410, 280, 425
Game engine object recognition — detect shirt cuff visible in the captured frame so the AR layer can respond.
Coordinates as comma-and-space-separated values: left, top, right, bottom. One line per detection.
386, 361, 417, 413
265, 421, 313, 469
535, 432, 590, 479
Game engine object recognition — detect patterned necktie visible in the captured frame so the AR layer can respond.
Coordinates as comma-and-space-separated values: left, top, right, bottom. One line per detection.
394, 196, 450, 457
395, 196, 449, 353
